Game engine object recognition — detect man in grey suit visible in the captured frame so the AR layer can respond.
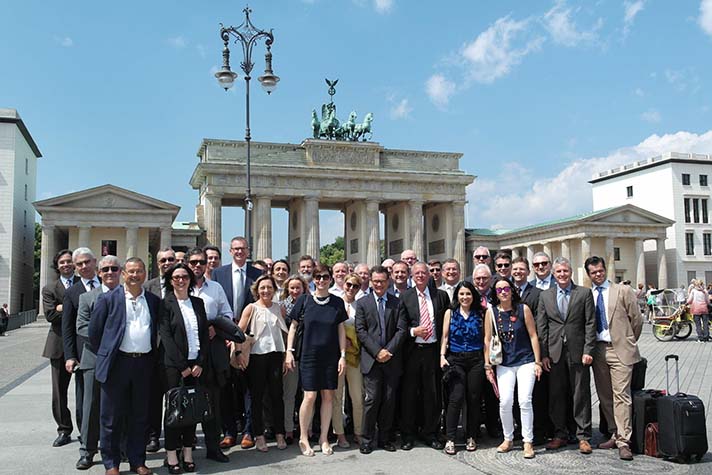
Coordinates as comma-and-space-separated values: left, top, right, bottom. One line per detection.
537, 257, 596, 454
74, 255, 121, 470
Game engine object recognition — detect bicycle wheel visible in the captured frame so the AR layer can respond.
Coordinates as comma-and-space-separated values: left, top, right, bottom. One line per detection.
653, 322, 675, 341
674, 321, 693, 340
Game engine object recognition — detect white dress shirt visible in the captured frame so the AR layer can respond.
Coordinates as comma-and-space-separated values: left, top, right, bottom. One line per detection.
61, 276, 74, 289
120, 288, 152, 353
178, 298, 200, 360
535, 274, 555, 290
439, 282, 457, 301
593, 280, 612, 343
192, 279, 234, 321
231, 262, 247, 312
329, 284, 345, 298
411, 286, 436, 344
81, 276, 100, 292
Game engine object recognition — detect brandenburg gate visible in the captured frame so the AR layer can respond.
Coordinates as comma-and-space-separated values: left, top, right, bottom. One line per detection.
190, 138, 474, 270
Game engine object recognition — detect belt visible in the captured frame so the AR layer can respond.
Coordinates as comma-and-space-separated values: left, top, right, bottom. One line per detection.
415, 342, 437, 348
597, 341, 613, 347
118, 350, 151, 358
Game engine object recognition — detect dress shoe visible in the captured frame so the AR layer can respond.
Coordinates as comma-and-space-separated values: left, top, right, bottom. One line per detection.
579, 440, 593, 455
400, 440, 414, 451
130, 466, 153, 475
52, 432, 71, 447
619, 445, 634, 461
430, 439, 444, 450
241, 434, 255, 449
206, 450, 229, 463
76, 455, 93, 470
219, 436, 236, 449
359, 443, 373, 454
146, 437, 160, 453
378, 441, 396, 452
545, 438, 567, 450
105, 468, 120, 475
598, 437, 617, 450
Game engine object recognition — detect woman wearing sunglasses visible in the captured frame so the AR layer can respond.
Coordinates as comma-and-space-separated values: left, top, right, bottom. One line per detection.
331, 273, 364, 448
483, 276, 542, 459
439, 281, 487, 455
285, 263, 347, 457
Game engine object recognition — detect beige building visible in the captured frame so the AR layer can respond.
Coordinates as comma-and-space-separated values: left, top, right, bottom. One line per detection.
0, 109, 41, 312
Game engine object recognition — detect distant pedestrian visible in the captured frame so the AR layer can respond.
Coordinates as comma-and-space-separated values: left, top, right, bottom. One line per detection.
687, 280, 710, 342
0, 303, 8, 336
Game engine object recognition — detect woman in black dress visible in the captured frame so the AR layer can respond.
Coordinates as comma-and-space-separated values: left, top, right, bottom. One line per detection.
159, 263, 210, 474
285, 263, 347, 457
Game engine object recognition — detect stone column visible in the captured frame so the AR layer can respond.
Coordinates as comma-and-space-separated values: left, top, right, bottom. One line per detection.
581, 237, 592, 286
511, 248, 521, 259
526, 246, 535, 281
605, 237, 616, 279
543, 242, 552, 260
78, 225, 91, 248
39, 224, 56, 311
304, 196, 320, 260
365, 200, 380, 267
635, 239, 646, 287
657, 237, 668, 289
204, 193, 222, 247
160, 226, 172, 250
560, 239, 571, 260
452, 201, 466, 270
125, 226, 139, 258
409, 200, 424, 260
254, 196, 272, 260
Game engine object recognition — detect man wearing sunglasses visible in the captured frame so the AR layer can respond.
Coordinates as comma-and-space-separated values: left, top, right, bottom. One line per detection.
530, 252, 555, 290
466, 247, 491, 284
428, 260, 443, 287
74, 255, 121, 470
144, 247, 176, 298
493, 252, 512, 279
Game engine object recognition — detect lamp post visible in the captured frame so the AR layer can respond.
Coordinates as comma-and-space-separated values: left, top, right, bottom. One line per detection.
215, 6, 279, 249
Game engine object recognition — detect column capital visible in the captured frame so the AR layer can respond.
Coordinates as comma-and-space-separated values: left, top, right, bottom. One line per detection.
304, 195, 320, 203
42, 223, 56, 231
409, 199, 424, 206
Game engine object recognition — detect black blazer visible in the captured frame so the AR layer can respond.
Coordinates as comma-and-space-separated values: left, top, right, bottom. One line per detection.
397, 286, 450, 354
143, 277, 163, 298
519, 283, 541, 321
159, 293, 210, 372
41, 278, 73, 359
355, 293, 406, 374
211, 263, 262, 316
62, 279, 92, 362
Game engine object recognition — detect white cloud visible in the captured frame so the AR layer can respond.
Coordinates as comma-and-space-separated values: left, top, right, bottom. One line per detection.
470, 130, 712, 229
389, 98, 412, 120
425, 74, 456, 108
54, 36, 73, 47
461, 16, 544, 84
167, 36, 187, 48
623, 0, 645, 36
543, 0, 602, 47
664, 68, 701, 93
374, 0, 393, 14
641, 109, 661, 123
700, 0, 712, 37
634, 87, 645, 97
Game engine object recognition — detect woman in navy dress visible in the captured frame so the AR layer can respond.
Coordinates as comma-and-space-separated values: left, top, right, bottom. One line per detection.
285, 263, 347, 457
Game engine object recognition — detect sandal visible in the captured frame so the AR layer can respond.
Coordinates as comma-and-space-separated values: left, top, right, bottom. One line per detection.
276, 434, 287, 450
497, 440, 513, 453
299, 439, 315, 457
255, 435, 268, 452
444, 440, 456, 455
320, 440, 333, 455
163, 458, 182, 474
181, 461, 196, 473
466, 437, 477, 452
523, 442, 535, 459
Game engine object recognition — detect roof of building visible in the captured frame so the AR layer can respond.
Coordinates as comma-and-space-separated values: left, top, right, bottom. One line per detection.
590, 152, 712, 184
0, 108, 42, 158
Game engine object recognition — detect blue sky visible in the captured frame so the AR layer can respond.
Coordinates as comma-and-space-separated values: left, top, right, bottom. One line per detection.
3, 0, 712, 258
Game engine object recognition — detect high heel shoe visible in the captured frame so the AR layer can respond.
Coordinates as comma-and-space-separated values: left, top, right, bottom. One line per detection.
181, 460, 196, 473
299, 439, 315, 457
255, 435, 268, 452
320, 440, 333, 455
163, 458, 182, 474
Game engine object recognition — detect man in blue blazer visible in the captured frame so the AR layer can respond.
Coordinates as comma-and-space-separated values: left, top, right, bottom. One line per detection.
209, 236, 262, 449
89, 257, 159, 475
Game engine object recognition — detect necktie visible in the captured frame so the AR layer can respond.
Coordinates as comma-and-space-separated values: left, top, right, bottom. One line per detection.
557, 288, 569, 319
377, 297, 386, 346
596, 287, 608, 333
64, 278, 71, 289
418, 291, 433, 340
234, 268, 244, 312
88, 279, 95, 290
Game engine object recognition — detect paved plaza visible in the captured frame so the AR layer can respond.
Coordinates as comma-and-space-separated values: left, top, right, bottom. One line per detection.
1, 320, 711, 475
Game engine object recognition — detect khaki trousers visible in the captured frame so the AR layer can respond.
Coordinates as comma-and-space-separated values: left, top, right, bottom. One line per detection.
592, 341, 634, 447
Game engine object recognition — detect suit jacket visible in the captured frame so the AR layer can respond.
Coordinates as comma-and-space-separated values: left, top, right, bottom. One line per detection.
355, 292, 406, 374
159, 293, 210, 372
397, 286, 450, 354
143, 277, 163, 298
41, 278, 73, 359
63, 278, 93, 362
211, 263, 262, 316
536, 282, 596, 364
89, 286, 160, 384
529, 274, 555, 290
599, 282, 644, 366
518, 283, 541, 320
76, 287, 103, 370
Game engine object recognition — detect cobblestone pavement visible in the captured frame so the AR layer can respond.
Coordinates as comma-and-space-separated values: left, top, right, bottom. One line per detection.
0, 320, 710, 474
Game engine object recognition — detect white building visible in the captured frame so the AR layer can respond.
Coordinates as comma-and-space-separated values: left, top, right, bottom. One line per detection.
0, 109, 41, 312
591, 151, 712, 288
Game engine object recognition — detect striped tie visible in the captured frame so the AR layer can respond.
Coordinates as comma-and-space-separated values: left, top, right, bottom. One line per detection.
419, 291, 432, 340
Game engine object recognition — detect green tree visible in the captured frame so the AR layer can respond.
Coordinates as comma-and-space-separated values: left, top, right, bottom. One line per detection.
319, 236, 345, 267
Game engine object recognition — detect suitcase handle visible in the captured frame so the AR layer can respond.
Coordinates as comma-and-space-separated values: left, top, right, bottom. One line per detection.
665, 354, 679, 361
665, 353, 680, 394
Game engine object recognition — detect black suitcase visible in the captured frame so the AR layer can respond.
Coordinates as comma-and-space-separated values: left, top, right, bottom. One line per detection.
656, 354, 708, 462
631, 357, 647, 391
632, 388, 665, 453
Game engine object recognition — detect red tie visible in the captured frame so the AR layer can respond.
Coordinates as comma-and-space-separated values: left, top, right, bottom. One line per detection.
419, 291, 433, 340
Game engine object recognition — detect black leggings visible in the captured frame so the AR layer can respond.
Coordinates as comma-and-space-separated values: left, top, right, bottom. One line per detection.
445, 351, 485, 440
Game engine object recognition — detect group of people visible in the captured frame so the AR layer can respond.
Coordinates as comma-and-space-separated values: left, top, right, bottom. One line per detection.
41, 240, 644, 475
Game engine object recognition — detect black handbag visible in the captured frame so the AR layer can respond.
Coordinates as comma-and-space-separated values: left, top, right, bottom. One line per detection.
292, 299, 307, 361
164, 380, 214, 429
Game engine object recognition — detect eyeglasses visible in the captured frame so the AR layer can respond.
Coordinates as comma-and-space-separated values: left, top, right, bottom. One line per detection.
188, 259, 207, 266
495, 262, 511, 269
313, 274, 330, 281
474, 254, 489, 260
371, 279, 387, 284
231, 247, 248, 251
533, 261, 550, 268
474, 276, 489, 282
495, 287, 512, 294
171, 274, 190, 282
100, 266, 119, 273
344, 282, 359, 289
429, 268, 441, 273
159, 257, 176, 264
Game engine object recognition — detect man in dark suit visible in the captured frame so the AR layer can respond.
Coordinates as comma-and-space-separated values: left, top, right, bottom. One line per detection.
62, 247, 100, 442
143, 247, 175, 298
398, 262, 450, 450
211, 236, 262, 449
74, 255, 121, 470
530, 251, 556, 290
537, 257, 596, 454
438, 258, 461, 304
89, 257, 159, 475
355, 265, 406, 454
41, 249, 76, 447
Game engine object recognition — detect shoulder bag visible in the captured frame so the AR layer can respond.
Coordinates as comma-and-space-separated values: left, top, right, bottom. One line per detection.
489, 307, 503, 366
292, 297, 308, 361
164, 379, 214, 429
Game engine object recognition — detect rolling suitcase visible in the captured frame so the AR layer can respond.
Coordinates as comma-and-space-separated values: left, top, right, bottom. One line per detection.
656, 354, 708, 462
632, 388, 665, 453
631, 357, 647, 391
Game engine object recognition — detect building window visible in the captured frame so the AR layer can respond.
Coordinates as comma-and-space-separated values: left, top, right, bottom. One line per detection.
684, 198, 691, 223
23, 210, 26, 228
704, 233, 712, 256
694, 198, 700, 223
682, 173, 691, 185
626, 186, 633, 198
614, 247, 620, 261
688, 271, 697, 283
701, 175, 709, 186
704, 199, 709, 224
24, 184, 28, 201
686, 232, 695, 256
25, 158, 29, 175
101, 240, 117, 256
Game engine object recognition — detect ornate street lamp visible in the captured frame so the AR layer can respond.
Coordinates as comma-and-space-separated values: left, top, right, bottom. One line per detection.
215, 6, 279, 248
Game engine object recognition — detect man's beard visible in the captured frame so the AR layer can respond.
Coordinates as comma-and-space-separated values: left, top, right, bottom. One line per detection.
300, 271, 312, 281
